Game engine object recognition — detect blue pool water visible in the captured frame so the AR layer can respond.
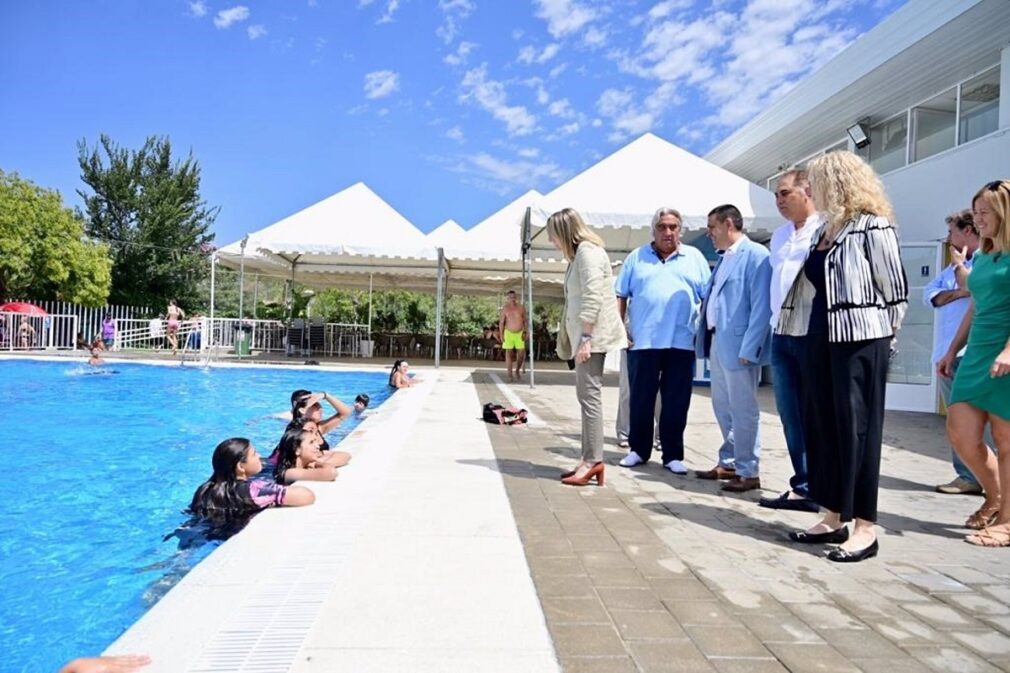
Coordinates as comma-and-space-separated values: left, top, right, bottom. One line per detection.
0, 358, 392, 673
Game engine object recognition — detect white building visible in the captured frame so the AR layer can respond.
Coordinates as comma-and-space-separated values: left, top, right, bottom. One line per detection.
706, 0, 1010, 412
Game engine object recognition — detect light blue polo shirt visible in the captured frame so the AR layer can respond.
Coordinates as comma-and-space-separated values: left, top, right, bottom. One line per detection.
614, 243, 711, 351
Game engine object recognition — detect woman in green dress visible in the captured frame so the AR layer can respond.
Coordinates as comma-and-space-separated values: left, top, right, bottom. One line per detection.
938, 179, 1010, 547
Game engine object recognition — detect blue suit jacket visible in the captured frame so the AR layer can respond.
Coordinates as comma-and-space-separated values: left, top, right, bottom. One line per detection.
695, 238, 772, 370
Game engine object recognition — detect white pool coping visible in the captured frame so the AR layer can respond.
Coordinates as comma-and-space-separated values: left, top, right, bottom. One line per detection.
99, 367, 558, 673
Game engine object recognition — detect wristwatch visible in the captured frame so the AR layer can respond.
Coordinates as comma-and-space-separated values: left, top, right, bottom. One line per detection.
579, 333, 593, 345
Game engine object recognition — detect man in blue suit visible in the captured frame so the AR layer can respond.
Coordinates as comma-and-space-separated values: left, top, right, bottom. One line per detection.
694, 204, 772, 493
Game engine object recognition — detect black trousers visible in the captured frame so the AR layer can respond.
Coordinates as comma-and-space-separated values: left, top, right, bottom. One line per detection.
802, 333, 890, 522
627, 347, 695, 463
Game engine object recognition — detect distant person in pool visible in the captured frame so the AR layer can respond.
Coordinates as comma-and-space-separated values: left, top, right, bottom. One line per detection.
59, 653, 151, 673
273, 423, 342, 484
354, 393, 370, 414
87, 347, 105, 366
190, 437, 315, 522
389, 360, 416, 389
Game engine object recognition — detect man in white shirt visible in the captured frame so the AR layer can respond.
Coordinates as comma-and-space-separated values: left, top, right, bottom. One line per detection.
925, 210, 995, 495
759, 170, 820, 512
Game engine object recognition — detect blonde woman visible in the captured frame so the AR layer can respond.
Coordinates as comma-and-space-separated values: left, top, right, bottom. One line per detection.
777, 151, 908, 563
547, 208, 627, 487
938, 179, 1010, 547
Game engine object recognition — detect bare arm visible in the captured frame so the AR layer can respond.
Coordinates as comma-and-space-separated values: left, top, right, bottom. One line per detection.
931, 289, 971, 307
281, 485, 316, 506
283, 465, 338, 482
318, 393, 352, 434
937, 300, 974, 378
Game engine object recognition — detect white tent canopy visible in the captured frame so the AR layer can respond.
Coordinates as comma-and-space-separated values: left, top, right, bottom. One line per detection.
424, 219, 467, 248
524, 133, 780, 260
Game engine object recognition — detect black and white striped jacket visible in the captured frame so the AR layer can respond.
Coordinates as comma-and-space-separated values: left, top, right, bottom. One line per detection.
775, 213, 908, 342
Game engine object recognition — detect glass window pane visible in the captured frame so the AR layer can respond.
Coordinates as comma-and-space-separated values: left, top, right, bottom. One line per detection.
869, 115, 907, 174
912, 89, 956, 162
959, 66, 1000, 144
887, 245, 938, 386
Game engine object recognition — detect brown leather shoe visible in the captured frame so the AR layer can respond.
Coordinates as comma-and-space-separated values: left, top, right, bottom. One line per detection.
694, 465, 736, 480
721, 476, 761, 492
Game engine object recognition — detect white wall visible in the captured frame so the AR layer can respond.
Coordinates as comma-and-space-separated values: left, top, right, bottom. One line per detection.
884, 128, 1010, 242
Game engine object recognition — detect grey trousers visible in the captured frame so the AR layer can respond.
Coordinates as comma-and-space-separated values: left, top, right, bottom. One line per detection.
576, 352, 606, 463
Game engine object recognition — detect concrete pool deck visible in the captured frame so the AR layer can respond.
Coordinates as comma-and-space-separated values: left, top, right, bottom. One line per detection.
82, 356, 1010, 672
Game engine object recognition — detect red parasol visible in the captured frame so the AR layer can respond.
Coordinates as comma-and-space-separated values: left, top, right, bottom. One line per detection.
0, 302, 48, 316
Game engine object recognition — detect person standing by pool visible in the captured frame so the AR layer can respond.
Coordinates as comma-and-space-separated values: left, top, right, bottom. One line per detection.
190, 437, 315, 522
18, 316, 36, 349
499, 290, 528, 381
547, 207, 627, 488
939, 179, 1010, 548
101, 314, 116, 350
166, 299, 185, 354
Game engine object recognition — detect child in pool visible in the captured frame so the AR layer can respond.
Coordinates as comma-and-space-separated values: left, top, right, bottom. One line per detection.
190, 438, 314, 521
264, 419, 350, 471
273, 423, 342, 485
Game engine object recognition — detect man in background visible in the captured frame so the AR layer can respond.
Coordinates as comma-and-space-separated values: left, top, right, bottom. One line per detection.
499, 290, 527, 381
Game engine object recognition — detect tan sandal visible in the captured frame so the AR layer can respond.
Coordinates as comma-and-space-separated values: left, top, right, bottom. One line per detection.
965, 505, 999, 530
965, 525, 1010, 548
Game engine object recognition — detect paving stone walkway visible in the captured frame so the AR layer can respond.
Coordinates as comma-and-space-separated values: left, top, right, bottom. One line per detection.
474, 370, 1010, 673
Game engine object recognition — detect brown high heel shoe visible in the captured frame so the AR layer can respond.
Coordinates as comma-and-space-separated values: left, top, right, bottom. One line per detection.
560, 467, 578, 480
561, 462, 605, 487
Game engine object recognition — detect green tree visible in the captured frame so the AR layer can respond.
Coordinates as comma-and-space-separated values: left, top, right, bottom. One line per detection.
0, 170, 112, 305
77, 134, 217, 309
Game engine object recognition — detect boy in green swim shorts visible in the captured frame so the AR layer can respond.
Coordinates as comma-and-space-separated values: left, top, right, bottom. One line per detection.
499, 290, 528, 381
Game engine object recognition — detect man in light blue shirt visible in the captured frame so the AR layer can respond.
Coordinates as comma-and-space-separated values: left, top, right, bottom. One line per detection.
925, 210, 994, 494
615, 207, 711, 474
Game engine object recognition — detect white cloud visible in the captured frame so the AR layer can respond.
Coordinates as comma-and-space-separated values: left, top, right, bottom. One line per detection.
517, 147, 540, 158
547, 98, 576, 119
614, 0, 862, 130
583, 27, 607, 48
454, 151, 567, 195
188, 1, 208, 18
548, 63, 568, 79
364, 70, 400, 99
436, 0, 475, 44
444, 41, 477, 66
247, 24, 267, 40
214, 6, 250, 29
446, 126, 465, 142
533, 0, 598, 38
517, 43, 561, 65
595, 85, 678, 142
459, 64, 536, 136
377, 0, 400, 24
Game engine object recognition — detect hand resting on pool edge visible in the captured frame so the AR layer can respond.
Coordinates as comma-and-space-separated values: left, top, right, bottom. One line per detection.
272, 423, 342, 485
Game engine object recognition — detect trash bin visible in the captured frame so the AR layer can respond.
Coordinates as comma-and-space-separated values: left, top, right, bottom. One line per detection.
359, 339, 374, 358
234, 326, 251, 355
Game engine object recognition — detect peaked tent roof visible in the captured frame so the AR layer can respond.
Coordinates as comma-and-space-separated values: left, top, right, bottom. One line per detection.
460, 189, 543, 258
218, 181, 426, 266
526, 132, 780, 259
424, 219, 468, 248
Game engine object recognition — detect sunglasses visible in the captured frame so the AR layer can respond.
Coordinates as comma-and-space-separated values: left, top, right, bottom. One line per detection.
986, 180, 1008, 193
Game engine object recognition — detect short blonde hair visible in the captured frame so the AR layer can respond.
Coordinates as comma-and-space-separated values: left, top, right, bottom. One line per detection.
973, 180, 1010, 254
808, 150, 895, 236
545, 207, 605, 261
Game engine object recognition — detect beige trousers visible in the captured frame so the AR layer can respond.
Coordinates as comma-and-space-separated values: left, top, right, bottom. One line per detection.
575, 352, 606, 463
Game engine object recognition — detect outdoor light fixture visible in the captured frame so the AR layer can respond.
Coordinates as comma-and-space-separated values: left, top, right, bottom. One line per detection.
846, 122, 871, 149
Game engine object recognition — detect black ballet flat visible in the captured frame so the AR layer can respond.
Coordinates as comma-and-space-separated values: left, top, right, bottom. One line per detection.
788, 527, 849, 544
827, 539, 878, 563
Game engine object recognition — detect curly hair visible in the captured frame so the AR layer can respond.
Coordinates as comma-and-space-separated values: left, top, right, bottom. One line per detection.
973, 180, 1010, 254
808, 150, 895, 237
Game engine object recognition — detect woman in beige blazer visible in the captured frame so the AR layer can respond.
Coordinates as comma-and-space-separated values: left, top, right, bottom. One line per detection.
547, 208, 628, 487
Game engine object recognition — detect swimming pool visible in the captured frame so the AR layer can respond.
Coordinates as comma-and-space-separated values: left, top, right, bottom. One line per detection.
0, 358, 392, 673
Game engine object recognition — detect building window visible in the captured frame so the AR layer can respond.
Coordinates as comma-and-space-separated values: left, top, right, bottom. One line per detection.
959, 66, 1000, 144
869, 114, 908, 174
911, 88, 957, 162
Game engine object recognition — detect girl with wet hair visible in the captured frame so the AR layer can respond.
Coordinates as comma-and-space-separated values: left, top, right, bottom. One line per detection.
389, 360, 415, 389
190, 438, 314, 522
273, 425, 341, 485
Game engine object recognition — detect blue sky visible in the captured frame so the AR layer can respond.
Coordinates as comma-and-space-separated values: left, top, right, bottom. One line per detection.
0, 0, 906, 247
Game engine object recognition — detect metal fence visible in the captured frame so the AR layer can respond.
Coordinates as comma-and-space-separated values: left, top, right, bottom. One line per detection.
1, 312, 80, 351
2, 300, 152, 346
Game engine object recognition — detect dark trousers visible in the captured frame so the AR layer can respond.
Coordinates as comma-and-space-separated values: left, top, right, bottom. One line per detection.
802, 334, 890, 522
627, 347, 695, 463
771, 335, 808, 496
